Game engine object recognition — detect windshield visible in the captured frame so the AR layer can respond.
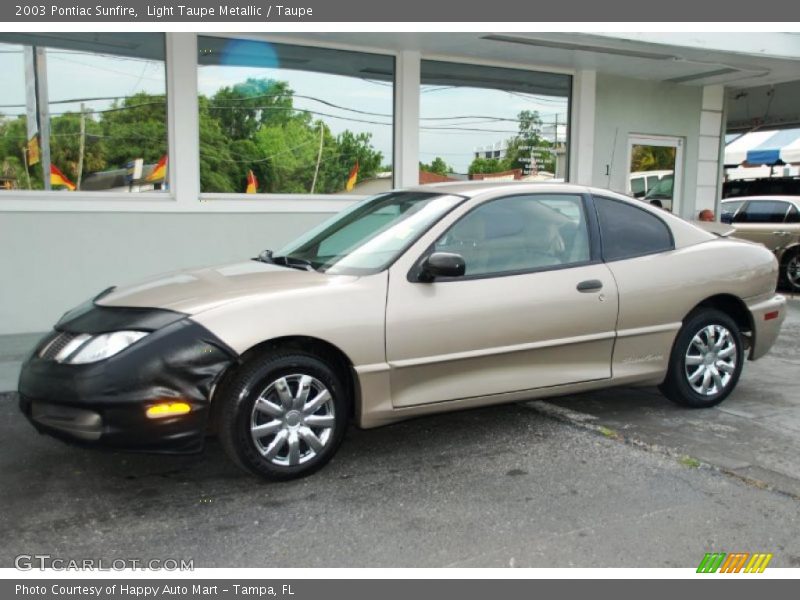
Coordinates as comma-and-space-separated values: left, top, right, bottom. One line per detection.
274, 191, 465, 275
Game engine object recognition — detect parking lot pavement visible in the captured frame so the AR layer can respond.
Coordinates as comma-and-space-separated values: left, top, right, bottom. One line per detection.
2, 388, 800, 568
540, 297, 800, 498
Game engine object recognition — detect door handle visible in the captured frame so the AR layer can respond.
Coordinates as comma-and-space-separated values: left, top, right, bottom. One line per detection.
772, 231, 790, 236
577, 279, 603, 293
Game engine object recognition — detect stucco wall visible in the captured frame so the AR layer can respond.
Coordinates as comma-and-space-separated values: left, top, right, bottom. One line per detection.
592, 73, 704, 219
0, 211, 330, 334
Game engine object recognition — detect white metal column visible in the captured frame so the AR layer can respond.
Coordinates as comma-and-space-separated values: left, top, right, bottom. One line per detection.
394, 51, 421, 188
166, 33, 200, 206
569, 69, 596, 186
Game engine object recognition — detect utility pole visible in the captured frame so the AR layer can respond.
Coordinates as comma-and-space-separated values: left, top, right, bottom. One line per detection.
76, 103, 86, 191
554, 113, 559, 178
24, 46, 51, 190
310, 124, 324, 194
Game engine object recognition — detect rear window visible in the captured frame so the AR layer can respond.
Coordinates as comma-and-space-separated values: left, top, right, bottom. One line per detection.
594, 196, 674, 261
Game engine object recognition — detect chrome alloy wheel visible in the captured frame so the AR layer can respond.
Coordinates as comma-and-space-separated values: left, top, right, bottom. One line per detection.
787, 254, 800, 289
684, 324, 738, 396
249, 374, 336, 466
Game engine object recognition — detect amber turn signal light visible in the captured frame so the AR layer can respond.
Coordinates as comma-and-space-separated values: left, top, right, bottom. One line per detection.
145, 402, 192, 419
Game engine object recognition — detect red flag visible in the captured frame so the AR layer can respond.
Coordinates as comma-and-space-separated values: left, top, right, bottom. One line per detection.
246, 170, 257, 194
50, 164, 76, 191
345, 161, 359, 191
146, 155, 168, 182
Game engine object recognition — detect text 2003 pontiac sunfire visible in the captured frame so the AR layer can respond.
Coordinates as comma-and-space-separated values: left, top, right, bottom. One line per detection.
19, 183, 786, 479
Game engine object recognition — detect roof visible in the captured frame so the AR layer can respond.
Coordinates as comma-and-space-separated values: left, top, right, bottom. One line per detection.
407, 180, 593, 197
722, 195, 800, 204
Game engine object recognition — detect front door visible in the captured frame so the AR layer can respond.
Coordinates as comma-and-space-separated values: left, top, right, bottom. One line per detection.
385, 193, 619, 408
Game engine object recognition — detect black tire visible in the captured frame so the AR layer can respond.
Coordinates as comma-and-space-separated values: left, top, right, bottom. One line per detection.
659, 308, 744, 408
780, 248, 800, 293
217, 350, 349, 480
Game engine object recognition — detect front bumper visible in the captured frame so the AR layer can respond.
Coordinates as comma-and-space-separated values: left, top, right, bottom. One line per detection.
18, 305, 237, 454
747, 293, 787, 360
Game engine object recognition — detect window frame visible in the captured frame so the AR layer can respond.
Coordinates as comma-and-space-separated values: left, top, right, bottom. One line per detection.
417, 57, 573, 186
196, 34, 398, 200
591, 195, 676, 263
407, 192, 601, 283
0, 32, 174, 203
0, 34, 580, 214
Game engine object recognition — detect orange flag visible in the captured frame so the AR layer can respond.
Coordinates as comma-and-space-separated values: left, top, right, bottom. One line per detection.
246, 169, 257, 194
146, 155, 168, 182
345, 160, 359, 191
50, 164, 76, 191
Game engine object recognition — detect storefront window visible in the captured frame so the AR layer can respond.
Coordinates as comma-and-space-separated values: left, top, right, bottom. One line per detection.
419, 60, 570, 184
197, 36, 394, 195
0, 33, 167, 193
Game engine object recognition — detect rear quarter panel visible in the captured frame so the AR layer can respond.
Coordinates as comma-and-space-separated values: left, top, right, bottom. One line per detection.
607, 238, 778, 380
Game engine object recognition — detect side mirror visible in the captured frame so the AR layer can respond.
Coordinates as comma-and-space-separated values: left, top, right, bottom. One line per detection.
420, 252, 466, 281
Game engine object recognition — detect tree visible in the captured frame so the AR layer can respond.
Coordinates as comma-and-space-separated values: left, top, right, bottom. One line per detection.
323, 130, 383, 192
0, 76, 390, 195
631, 145, 676, 172
0, 115, 40, 189
209, 78, 294, 140
49, 111, 106, 182
468, 157, 505, 176
101, 92, 167, 166
420, 156, 452, 176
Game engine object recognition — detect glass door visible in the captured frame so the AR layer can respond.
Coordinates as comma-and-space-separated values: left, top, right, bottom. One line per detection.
626, 135, 684, 213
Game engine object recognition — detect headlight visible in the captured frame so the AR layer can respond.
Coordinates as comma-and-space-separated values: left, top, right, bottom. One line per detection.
55, 331, 148, 364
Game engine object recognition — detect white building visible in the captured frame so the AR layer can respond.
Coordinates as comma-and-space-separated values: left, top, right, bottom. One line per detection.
1, 32, 799, 334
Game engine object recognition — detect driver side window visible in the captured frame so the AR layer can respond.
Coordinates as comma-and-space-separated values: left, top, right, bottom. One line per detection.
433, 194, 591, 277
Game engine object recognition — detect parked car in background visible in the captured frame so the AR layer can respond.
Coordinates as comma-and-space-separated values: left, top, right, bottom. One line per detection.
723, 176, 800, 199
721, 196, 800, 292
19, 183, 786, 480
629, 170, 672, 199
643, 173, 674, 210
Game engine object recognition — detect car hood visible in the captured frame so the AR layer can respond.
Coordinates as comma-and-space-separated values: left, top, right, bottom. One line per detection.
97, 260, 352, 315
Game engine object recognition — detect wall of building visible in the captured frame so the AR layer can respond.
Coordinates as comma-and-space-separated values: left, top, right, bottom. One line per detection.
0, 211, 330, 334
591, 73, 705, 219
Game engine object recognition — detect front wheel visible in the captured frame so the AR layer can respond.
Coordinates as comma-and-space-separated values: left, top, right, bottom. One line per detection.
659, 309, 744, 408
218, 351, 349, 480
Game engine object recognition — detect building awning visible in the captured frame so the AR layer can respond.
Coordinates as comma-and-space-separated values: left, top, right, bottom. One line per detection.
725, 128, 800, 166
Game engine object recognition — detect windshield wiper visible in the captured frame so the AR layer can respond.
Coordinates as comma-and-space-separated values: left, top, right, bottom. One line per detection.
253, 249, 316, 271
271, 255, 317, 272
253, 249, 275, 264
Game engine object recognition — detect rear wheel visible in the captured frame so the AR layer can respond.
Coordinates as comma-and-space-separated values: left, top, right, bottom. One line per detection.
218, 351, 349, 480
781, 249, 800, 293
659, 309, 744, 408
